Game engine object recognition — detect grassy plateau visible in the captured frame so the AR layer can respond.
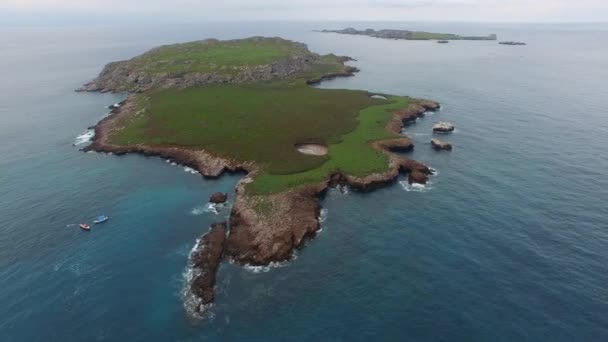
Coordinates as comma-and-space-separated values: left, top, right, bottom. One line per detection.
104, 38, 417, 194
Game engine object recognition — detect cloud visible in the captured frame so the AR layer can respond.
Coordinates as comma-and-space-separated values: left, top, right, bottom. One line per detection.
2, 0, 608, 22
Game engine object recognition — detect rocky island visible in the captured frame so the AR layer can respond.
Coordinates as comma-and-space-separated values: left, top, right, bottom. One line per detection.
320, 28, 497, 41
79, 37, 439, 317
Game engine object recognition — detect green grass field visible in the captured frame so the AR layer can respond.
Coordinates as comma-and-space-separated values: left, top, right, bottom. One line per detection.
104, 37, 419, 195
125, 38, 343, 76
109, 82, 414, 194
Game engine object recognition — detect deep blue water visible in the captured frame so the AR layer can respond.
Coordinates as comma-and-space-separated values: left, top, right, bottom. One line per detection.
1, 22, 608, 341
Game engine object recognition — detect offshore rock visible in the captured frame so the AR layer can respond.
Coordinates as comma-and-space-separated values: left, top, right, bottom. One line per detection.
433, 121, 455, 133
431, 138, 453, 151
209, 192, 228, 204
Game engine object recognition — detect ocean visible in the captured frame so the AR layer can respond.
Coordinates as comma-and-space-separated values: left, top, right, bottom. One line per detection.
1, 22, 607, 341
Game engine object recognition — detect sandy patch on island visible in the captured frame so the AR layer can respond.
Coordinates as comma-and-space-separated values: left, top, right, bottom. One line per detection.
295, 144, 328, 156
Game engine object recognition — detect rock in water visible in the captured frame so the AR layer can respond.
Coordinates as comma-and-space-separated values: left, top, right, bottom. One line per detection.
431, 138, 453, 151
408, 170, 429, 185
188, 223, 227, 314
209, 192, 228, 204
433, 121, 455, 133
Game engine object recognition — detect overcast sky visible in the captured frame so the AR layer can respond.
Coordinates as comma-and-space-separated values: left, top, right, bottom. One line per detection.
3, 0, 608, 22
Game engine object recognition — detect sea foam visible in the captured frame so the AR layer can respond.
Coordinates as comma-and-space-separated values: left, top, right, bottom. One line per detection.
74, 130, 95, 145
400, 181, 432, 192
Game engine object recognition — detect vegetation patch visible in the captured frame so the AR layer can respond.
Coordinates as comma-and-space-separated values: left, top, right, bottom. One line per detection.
132, 38, 310, 75
96, 37, 418, 195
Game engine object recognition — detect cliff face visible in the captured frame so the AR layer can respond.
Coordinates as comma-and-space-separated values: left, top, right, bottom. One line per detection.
78, 55, 321, 93
77, 37, 354, 93
226, 178, 324, 265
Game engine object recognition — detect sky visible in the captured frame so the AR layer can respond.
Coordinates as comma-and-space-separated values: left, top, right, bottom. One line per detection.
2, 0, 608, 23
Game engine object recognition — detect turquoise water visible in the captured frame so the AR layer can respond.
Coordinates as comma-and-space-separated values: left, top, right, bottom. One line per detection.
1, 22, 608, 341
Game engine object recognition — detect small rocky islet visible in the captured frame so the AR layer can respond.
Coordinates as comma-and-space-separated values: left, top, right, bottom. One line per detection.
79, 36, 444, 317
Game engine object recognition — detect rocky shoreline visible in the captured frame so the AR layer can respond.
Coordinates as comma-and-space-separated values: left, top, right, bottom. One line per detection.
76, 37, 358, 93
79, 37, 441, 316
84, 92, 439, 315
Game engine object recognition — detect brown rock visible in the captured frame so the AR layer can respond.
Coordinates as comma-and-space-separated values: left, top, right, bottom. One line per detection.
189, 223, 227, 312
433, 121, 455, 133
209, 192, 228, 204
431, 138, 452, 151
408, 170, 429, 185
225, 179, 323, 265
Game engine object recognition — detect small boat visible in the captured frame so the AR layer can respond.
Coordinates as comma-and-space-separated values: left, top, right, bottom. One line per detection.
79, 223, 91, 231
93, 215, 109, 224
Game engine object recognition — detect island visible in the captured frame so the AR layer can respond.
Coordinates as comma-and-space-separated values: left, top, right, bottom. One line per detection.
319, 28, 497, 41
499, 41, 527, 46
78, 37, 440, 317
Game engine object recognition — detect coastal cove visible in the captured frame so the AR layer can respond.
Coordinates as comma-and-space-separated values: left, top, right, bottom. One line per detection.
1, 22, 608, 341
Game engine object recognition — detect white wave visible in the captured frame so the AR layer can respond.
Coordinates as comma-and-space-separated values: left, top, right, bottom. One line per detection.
400, 181, 432, 192
74, 129, 95, 145
171, 162, 177, 166
338, 184, 349, 195
182, 237, 212, 320
429, 167, 439, 176
242, 261, 290, 273
319, 208, 328, 223
238, 253, 297, 274
184, 167, 200, 175
190, 203, 223, 216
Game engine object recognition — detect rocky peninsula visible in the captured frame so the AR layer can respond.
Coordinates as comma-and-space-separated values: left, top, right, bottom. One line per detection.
79, 37, 440, 317
320, 28, 497, 41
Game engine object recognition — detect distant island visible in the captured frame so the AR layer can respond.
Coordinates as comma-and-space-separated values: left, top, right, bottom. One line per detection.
319, 28, 497, 41
499, 41, 527, 46
78, 37, 439, 317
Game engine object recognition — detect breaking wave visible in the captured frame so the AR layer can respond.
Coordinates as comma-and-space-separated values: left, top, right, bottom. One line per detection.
237, 253, 298, 274
338, 184, 350, 195
190, 203, 223, 216
400, 181, 432, 192
74, 130, 95, 145
182, 238, 214, 320
184, 167, 199, 175
319, 208, 328, 223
